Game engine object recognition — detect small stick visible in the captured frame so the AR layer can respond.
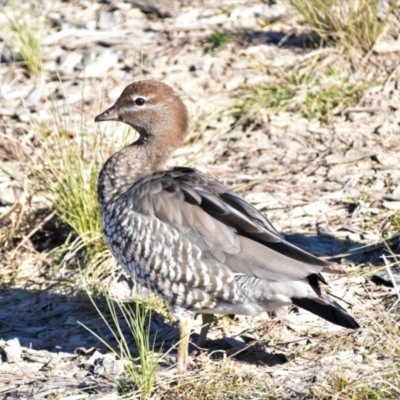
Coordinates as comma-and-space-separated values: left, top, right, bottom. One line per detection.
382, 254, 400, 302
342, 106, 384, 115
0, 200, 20, 222
11, 211, 56, 258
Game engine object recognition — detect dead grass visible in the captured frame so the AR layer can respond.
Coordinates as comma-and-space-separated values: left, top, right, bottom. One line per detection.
286, 0, 391, 54
301, 82, 370, 121
158, 365, 277, 399
27, 121, 107, 264
15, 91, 136, 279
234, 58, 373, 124
0, 0, 46, 76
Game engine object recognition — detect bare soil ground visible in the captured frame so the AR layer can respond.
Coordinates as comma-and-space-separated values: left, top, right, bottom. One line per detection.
1, 0, 400, 399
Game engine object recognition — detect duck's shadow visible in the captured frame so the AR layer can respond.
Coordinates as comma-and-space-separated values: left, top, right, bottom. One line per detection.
0, 285, 286, 368
3, 216, 397, 370
197, 27, 316, 53
236, 29, 315, 49
189, 336, 288, 367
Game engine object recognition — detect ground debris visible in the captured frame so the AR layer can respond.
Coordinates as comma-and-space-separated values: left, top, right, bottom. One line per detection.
1, 0, 400, 398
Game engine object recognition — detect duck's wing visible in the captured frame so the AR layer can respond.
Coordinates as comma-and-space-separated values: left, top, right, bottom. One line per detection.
131, 167, 344, 282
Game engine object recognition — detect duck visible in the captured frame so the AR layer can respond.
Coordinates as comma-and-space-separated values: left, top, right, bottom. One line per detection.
95, 80, 359, 370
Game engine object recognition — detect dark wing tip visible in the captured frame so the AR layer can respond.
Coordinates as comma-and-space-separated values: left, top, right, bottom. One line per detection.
292, 297, 360, 329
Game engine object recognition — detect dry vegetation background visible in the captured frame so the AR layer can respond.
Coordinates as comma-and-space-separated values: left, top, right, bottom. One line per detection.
1, 0, 400, 399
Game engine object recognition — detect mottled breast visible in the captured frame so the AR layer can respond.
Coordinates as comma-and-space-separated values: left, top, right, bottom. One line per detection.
101, 202, 239, 312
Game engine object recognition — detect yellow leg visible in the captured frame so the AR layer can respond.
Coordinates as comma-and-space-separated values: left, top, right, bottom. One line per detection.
197, 313, 214, 349
177, 318, 191, 371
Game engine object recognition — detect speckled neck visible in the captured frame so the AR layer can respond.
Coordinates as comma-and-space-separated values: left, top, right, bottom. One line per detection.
97, 137, 174, 207
96, 80, 189, 207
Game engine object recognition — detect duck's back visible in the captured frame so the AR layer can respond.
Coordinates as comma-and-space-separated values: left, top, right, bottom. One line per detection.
99, 167, 358, 328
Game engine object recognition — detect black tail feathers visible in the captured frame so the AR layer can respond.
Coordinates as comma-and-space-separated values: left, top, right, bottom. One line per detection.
291, 297, 359, 329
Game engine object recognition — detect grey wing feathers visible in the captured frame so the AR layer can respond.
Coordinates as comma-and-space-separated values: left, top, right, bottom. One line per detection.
132, 167, 344, 281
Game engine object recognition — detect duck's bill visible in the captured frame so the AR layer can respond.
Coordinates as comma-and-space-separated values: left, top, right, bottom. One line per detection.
95, 104, 119, 122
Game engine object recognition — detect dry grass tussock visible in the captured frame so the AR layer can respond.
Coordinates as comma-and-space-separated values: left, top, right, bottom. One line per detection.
0, 0, 400, 398
286, 0, 397, 54
0, 0, 46, 77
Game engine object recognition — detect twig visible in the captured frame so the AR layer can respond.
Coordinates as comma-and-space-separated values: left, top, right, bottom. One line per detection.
0, 200, 20, 222
342, 106, 385, 115
11, 211, 56, 258
277, 28, 295, 47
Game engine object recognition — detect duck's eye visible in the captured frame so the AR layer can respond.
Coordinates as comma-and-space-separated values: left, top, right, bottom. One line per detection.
135, 97, 145, 106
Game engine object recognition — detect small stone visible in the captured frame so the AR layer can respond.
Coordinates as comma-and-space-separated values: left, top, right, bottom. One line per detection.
348, 112, 369, 121
93, 353, 124, 377
1, 338, 23, 363
252, 4, 287, 22
189, 58, 211, 74
58, 51, 83, 75
383, 200, 400, 210
79, 350, 103, 368
97, 11, 117, 30
353, 354, 364, 363
347, 233, 361, 242
79, 50, 119, 79
373, 40, 400, 54
24, 79, 46, 110
224, 75, 244, 91
0, 181, 21, 205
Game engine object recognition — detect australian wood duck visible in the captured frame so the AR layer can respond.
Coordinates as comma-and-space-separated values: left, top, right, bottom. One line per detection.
95, 80, 359, 370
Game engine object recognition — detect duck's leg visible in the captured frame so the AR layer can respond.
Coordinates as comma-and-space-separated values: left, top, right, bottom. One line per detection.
177, 317, 191, 371
197, 313, 215, 349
